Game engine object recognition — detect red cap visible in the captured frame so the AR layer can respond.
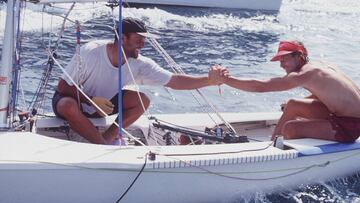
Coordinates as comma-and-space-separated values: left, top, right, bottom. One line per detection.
270, 41, 307, 61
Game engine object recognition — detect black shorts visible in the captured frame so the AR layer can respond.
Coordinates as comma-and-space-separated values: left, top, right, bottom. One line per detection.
52, 91, 120, 119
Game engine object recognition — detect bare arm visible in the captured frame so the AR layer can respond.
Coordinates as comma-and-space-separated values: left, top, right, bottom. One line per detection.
165, 74, 213, 90
223, 71, 311, 92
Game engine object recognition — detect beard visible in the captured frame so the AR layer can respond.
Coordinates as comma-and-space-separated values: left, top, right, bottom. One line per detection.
125, 48, 139, 59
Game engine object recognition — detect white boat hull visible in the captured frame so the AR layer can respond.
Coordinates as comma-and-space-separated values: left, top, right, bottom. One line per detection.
2, 152, 359, 203
1, 112, 360, 203
124, 0, 282, 11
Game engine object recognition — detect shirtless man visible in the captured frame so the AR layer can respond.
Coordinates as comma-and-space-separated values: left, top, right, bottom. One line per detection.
209, 40, 360, 142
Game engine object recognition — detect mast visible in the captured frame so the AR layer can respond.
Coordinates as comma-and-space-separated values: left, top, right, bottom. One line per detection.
0, 0, 15, 128
118, 0, 122, 136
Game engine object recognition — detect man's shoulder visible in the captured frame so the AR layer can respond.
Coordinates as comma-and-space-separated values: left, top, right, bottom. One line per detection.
83, 39, 108, 46
137, 54, 154, 62
81, 40, 109, 54
284, 64, 318, 85
299, 63, 322, 74
131, 54, 158, 66
304, 61, 336, 71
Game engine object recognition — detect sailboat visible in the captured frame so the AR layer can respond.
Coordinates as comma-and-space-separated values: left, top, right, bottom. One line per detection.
1, 0, 360, 203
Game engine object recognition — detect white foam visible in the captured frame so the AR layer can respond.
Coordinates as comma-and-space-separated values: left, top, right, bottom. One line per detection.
123, 7, 282, 33
0, 2, 117, 38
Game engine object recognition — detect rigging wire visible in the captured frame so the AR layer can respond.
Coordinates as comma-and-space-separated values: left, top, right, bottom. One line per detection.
120, 47, 152, 121
10, 0, 23, 124
115, 153, 148, 203
116, 12, 238, 143
0, 156, 332, 181
108, 6, 161, 145
120, 45, 161, 145
43, 17, 149, 146
47, 3, 105, 11
158, 140, 274, 157
164, 154, 330, 181
151, 117, 209, 134
109, 7, 145, 112
75, 20, 82, 109
123, 6, 238, 136
148, 38, 221, 127
45, 49, 148, 147
148, 38, 238, 135
17, 1, 28, 111
18, 1, 243, 145
54, 2, 76, 52
4, 4, 357, 200
107, 3, 156, 145
16, 1, 149, 147
27, 2, 76, 115
3, 144, 359, 181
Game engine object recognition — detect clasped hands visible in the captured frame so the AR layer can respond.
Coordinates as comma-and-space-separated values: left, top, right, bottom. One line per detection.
208, 64, 230, 86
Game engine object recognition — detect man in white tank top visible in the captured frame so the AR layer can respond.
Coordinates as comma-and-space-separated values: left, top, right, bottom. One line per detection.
53, 18, 218, 144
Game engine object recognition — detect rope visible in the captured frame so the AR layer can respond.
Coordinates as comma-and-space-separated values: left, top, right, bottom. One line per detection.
169, 157, 330, 181
10, 0, 23, 124
27, 3, 76, 116
157, 141, 274, 157
53, 2, 76, 52
121, 7, 238, 136
120, 46, 159, 145
109, 9, 149, 116
75, 20, 82, 109
148, 39, 220, 127
116, 20, 235, 143
17, 2, 27, 112
46, 49, 148, 147
152, 117, 208, 134
109, 8, 158, 145
2, 147, 360, 181
115, 153, 148, 203
148, 38, 238, 135
120, 47, 152, 119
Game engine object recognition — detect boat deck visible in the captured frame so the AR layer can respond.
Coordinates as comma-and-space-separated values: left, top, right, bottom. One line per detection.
33, 112, 360, 159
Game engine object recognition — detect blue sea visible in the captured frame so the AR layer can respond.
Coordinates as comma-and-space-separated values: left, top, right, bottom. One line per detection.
1, 0, 360, 202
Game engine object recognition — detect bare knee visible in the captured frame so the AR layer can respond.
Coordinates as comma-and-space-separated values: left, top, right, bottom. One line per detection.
282, 98, 310, 118
283, 99, 302, 111
139, 92, 150, 109
56, 98, 81, 118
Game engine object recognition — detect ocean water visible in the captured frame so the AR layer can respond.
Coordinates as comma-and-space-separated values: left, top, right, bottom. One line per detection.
1, 0, 360, 202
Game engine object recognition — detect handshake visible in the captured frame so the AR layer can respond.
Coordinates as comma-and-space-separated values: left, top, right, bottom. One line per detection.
208, 64, 230, 86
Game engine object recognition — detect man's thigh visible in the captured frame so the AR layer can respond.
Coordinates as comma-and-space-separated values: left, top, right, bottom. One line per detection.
286, 98, 331, 120
284, 119, 337, 140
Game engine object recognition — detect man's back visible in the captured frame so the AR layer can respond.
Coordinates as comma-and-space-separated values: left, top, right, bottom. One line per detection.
301, 62, 360, 117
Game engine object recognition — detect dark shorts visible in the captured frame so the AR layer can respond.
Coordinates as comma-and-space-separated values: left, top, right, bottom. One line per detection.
52, 91, 120, 119
329, 114, 360, 143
